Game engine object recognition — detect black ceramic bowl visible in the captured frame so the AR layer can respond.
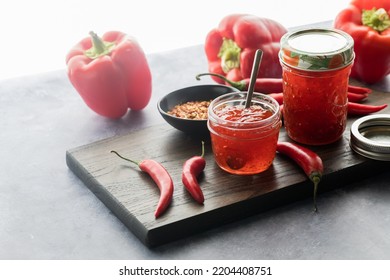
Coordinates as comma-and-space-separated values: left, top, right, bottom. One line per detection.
158, 84, 238, 136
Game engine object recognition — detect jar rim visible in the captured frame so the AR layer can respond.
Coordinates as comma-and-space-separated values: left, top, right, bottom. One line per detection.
208, 92, 281, 129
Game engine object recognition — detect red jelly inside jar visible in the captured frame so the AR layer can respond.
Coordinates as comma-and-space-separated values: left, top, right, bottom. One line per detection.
279, 28, 355, 145
208, 92, 281, 175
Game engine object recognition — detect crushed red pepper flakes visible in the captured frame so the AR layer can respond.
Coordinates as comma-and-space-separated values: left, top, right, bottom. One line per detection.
168, 100, 212, 120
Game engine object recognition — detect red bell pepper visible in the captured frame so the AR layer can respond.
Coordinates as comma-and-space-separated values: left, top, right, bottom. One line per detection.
204, 14, 287, 84
334, 0, 390, 84
66, 31, 152, 119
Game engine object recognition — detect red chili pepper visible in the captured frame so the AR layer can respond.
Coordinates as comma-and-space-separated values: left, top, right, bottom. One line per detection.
347, 84, 372, 95
268, 93, 284, 105
276, 142, 324, 212
265, 91, 365, 105
182, 141, 206, 204
347, 102, 388, 115
347, 92, 369, 102
196, 73, 283, 94
110, 151, 174, 218
196, 73, 372, 95
279, 104, 284, 118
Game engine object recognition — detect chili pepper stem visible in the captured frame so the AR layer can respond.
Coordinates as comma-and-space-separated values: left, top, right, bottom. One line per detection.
85, 31, 116, 59
200, 141, 205, 158
196, 73, 247, 91
312, 175, 320, 213
110, 150, 140, 166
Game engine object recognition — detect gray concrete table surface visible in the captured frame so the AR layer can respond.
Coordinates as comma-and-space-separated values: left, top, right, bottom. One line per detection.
1, 43, 390, 260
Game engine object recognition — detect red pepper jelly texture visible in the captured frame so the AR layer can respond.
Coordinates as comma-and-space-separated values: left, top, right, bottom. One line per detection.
282, 66, 351, 145
208, 93, 281, 175
216, 105, 273, 122
279, 28, 354, 145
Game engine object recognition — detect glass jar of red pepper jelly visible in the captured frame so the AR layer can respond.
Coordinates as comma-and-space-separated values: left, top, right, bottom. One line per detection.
207, 92, 282, 175
279, 28, 355, 145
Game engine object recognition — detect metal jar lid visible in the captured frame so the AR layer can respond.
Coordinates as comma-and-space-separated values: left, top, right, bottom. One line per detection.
279, 28, 354, 71
350, 114, 390, 161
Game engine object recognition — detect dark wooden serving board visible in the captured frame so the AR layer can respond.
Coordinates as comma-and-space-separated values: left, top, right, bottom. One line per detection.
66, 81, 390, 247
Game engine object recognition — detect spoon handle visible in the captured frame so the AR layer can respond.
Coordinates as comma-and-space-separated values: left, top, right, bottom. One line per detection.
245, 49, 263, 108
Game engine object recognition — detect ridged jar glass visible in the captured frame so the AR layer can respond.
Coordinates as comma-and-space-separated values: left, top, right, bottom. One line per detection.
279, 28, 355, 145
207, 92, 282, 175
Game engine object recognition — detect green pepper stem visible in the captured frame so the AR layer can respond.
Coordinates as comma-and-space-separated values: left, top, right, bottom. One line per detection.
362, 7, 390, 32
110, 150, 140, 166
195, 73, 247, 90
84, 31, 116, 59
218, 38, 241, 73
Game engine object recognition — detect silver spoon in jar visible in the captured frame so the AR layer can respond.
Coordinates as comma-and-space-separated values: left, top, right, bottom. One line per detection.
245, 49, 263, 108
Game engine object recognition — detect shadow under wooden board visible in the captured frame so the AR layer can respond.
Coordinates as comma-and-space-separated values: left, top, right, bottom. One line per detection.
66, 81, 390, 247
